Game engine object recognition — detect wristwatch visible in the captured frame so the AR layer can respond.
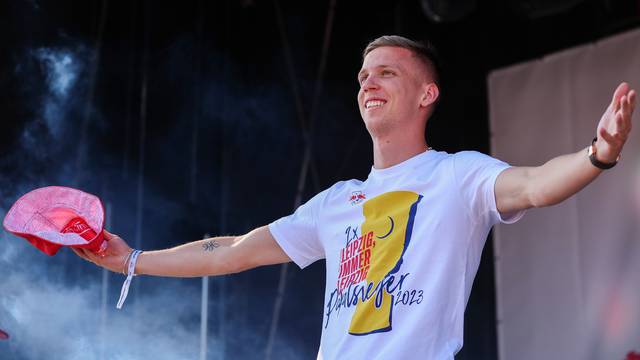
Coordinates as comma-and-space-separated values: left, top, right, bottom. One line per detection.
588, 137, 620, 170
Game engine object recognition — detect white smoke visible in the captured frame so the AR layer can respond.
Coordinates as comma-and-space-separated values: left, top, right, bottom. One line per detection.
35, 48, 79, 97
0, 35, 313, 360
0, 251, 207, 360
0, 42, 213, 360
31, 46, 88, 140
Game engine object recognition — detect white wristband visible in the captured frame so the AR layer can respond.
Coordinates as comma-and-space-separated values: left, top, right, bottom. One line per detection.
116, 250, 142, 309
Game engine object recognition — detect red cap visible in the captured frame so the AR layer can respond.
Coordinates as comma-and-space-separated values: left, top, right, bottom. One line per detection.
3, 186, 106, 256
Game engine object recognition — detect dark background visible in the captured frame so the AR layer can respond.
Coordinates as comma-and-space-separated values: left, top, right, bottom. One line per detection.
0, 0, 639, 359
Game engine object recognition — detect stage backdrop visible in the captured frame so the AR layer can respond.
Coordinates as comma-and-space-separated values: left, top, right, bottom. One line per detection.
489, 28, 640, 360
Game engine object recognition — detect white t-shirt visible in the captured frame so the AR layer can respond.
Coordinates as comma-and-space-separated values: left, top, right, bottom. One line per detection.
269, 150, 525, 360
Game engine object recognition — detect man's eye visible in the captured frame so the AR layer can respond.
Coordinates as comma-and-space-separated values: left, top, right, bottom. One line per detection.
358, 76, 367, 85
382, 70, 394, 76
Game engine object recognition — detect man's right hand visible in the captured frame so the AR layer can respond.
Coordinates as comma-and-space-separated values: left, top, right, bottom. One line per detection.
72, 230, 133, 274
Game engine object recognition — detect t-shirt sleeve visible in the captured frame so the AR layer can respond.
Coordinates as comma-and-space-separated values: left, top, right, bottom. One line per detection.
452, 151, 526, 225
268, 190, 327, 269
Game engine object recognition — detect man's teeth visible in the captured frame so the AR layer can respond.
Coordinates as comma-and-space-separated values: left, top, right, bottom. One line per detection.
366, 100, 385, 109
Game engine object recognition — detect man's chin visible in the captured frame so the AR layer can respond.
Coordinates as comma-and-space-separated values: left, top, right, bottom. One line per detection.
363, 116, 391, 135
362, 113, 384, 124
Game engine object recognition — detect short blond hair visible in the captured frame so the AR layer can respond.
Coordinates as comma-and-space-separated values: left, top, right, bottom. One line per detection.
363, 35, 441, 87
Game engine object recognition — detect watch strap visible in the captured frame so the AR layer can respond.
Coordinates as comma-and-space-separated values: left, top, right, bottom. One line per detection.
588, 137, 619, 170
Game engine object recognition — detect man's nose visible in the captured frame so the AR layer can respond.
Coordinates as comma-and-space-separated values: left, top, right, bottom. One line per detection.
361, 76, 379, 91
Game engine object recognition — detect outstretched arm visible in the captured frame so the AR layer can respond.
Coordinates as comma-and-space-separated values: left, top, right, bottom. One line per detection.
73, 225, 291, 277
495, 82, 636, 214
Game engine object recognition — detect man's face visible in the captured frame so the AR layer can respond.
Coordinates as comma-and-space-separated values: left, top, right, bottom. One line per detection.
357, 46, 430, 135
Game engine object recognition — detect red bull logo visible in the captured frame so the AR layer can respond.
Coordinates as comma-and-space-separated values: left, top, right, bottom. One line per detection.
349, 191, 366, 205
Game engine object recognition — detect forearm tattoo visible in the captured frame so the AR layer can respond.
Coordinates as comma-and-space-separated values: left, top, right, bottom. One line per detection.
202, 240, 220, 252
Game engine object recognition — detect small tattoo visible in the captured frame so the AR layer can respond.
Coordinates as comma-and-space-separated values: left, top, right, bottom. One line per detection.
202, 241, 220, 252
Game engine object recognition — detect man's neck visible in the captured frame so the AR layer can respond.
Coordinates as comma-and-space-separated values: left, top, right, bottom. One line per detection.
372, 134, 429, 169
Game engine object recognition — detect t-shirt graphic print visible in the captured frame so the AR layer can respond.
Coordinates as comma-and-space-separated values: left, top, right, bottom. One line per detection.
335, 191, 421, 335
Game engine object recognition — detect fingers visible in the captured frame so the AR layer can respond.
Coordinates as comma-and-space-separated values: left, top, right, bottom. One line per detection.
617, 91, 635, 132
83, 248, 99, 262
628, 89, 636, 116
596, 84, 635, 159
612, 82, 629, 111
599, 126, 617, 143
71, 247, 85, 259
609, 86, 636, 137
103, 229, 125, 244
72, 248, 94, 263
103, 229, 115, 240
617, 95, 630, 131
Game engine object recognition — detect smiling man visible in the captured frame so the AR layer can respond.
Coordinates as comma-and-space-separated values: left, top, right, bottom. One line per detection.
74, 35, 636, 359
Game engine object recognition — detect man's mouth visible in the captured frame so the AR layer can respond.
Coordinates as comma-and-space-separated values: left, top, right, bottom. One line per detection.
365, 99, 387, 109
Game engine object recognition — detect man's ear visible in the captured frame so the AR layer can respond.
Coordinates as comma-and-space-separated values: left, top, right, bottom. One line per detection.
420, 83, 439, 108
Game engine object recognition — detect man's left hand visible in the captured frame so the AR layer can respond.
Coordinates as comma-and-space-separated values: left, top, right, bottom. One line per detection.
595, 82, 637, 163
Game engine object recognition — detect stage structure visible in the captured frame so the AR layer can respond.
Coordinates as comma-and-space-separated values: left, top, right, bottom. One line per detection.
265, 0, 337, 359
